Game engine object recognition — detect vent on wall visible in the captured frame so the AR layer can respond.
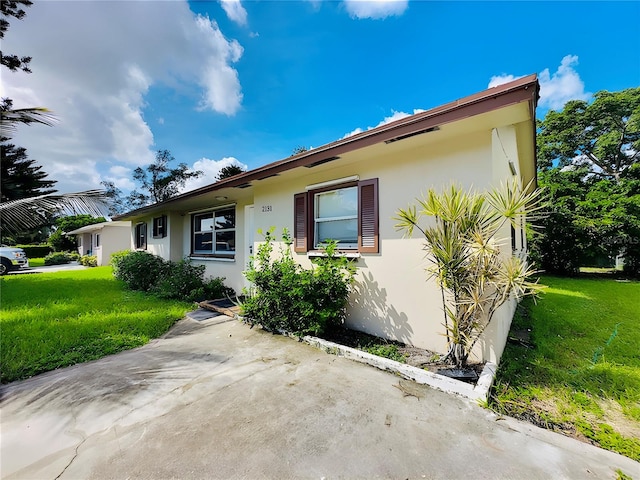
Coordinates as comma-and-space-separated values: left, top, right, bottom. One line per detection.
384, 126, 440, 144
257, 173, 280, 181
305, 156, 340, 168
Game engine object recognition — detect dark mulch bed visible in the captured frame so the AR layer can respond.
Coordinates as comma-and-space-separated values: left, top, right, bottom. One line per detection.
319, 326, 485, 383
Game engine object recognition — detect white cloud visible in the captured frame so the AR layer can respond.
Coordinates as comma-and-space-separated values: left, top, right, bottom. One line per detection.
488, 74, 519, 89
2, 1, 244, 194
181, 157, 248, 192
342, 108, 425, 138
219, 0, 248, 26
343, 0, 408, 19
538, 55, 591, 110
487, 55, 591, 111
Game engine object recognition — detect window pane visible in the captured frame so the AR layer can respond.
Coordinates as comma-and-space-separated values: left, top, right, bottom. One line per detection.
215, 209, 235, 229
195, 214, 214, 232
215, 231, 235, 253
316, 187, 357, 219
317, 218, 357, 245
194, 232, 213, 253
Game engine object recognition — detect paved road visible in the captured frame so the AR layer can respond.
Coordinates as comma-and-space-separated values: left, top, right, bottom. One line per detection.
1, 315, 638, 479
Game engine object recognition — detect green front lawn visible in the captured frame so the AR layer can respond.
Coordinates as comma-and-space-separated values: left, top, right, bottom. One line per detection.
492, 275, 640, 461
28, 257, 45, 267
0, 267, 194, 383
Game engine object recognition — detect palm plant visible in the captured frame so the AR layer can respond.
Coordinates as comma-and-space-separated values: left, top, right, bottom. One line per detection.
395, 181, 545, 367
0, 104, 57, 137
0, 190, 109, 235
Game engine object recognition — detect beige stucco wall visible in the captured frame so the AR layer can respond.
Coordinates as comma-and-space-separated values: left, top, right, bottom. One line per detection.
252, 129, 497, 358
94, 225, 132, 266
249, 120, 533, 364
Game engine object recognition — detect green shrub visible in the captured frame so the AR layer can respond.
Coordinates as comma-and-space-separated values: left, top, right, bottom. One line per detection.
111, 251, 167, 292
152, 259, 233, 302
80, 255, 98, 267
44, 252, 73, 266
17, 244, 53, 258
242, 228, 355, 336
68, 252, 81, 261
111, 250, 234, 301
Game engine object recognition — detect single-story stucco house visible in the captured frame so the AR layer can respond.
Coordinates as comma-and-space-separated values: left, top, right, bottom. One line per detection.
115, 75, 540, 365
66, 221, 132, 266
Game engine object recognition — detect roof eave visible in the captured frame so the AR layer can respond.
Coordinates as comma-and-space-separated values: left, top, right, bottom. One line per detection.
114, 74, 539, 220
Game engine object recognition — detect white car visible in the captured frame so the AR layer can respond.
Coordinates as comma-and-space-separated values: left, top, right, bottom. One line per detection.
0, 245, 30, 275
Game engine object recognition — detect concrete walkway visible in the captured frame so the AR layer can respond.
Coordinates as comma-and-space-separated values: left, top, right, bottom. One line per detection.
8, 262, 88, 275
1, 315, 638, 479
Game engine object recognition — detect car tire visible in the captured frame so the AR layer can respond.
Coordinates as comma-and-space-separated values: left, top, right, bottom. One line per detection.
0, 258, 12, 275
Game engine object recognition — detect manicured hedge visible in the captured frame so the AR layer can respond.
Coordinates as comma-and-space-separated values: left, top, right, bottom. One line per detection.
16, 244, 54, 258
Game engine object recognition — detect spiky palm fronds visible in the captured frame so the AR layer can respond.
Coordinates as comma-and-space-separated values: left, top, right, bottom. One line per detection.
0, 105, 57, 137
0, 190, 109, 234
395, 180, 545, 367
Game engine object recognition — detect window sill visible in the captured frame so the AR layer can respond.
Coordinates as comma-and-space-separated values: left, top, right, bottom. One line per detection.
190, 255, 235, 263
307, 251, 361, 259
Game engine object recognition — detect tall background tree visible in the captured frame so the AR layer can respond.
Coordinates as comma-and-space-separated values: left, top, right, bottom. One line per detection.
1, 139, 57, 200
101, 150, 203, 213
216, 164, 245, 180
128, 149, 202, 208
1, 0, 33, 73
531, 87, 640, 276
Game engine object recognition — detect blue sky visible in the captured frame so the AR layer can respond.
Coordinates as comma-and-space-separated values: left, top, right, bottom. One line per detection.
2, 1, 639, 196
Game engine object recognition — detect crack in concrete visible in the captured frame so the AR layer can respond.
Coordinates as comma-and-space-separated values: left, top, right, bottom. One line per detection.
54, 429, 87, 480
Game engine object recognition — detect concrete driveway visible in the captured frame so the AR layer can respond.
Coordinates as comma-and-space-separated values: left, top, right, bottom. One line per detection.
1, 315, 638, 480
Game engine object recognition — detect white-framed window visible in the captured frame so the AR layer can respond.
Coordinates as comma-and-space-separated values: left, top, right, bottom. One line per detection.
313, 186, 358, 249
192, 208, 236, 257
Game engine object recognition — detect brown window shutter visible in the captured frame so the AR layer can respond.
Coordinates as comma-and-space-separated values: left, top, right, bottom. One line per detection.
358, 178, 378, 253
293, 192, 307, 253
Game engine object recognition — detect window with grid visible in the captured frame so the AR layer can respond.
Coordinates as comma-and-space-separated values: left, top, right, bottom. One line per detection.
192, 208, 236, 256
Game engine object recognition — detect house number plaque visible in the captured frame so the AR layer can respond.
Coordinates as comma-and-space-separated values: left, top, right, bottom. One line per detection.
261, 205, 273, 213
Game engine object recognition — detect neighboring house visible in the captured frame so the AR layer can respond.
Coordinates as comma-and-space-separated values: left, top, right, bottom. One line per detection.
115, 75, 539, 364
66, 221, 132, 266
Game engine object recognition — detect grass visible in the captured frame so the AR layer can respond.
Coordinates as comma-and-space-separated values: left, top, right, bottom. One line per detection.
28, 257, 45, 267
491, 275, 640, 462
0, 267, 194, 383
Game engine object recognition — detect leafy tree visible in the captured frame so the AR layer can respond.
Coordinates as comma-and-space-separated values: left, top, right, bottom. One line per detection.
216, 164, 245, 181
537, 87, 640, 182
291, 145, 308, 155
99, 180, 127, 216
529, 165, 640, 277
1, 138, 57, 201
0, 0, 32, 73
533, 87, 640, 277
48, 214, 106, 252
127, 150, 202, 208
395, 182, 544, 367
